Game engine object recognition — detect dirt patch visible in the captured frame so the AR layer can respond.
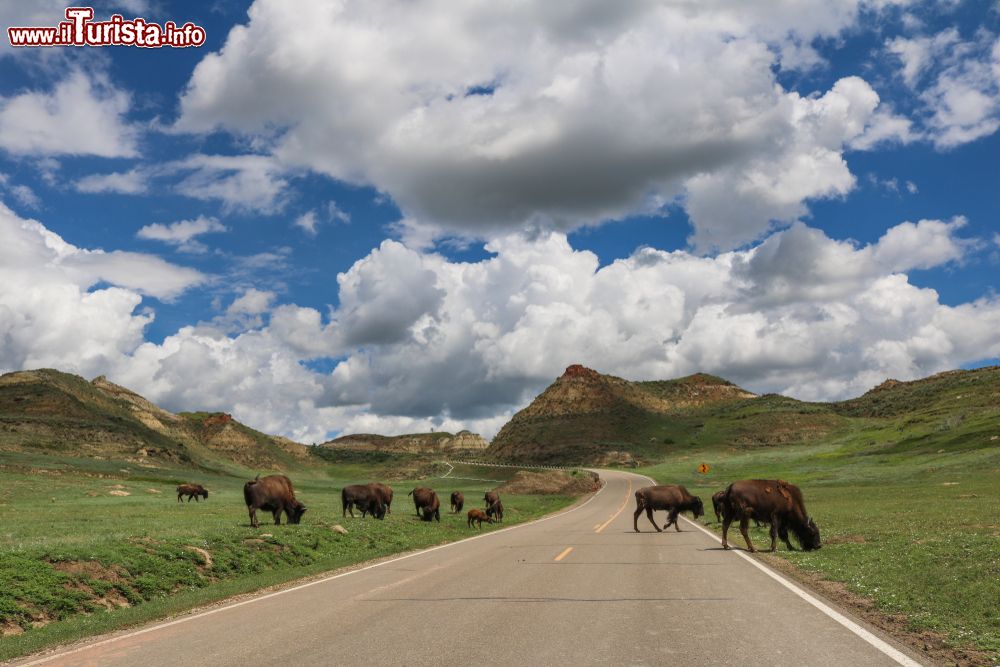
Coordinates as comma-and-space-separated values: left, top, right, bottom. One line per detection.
51, 560, 127, 584
824, 534, 867, 545
757, 553, 995, 666
496, 470, 601, 495
107, 490, 131, 496
2, 621, 24, 636
185, 546, 213, 567
145, 488, 162, 494
331, 525, 348, 535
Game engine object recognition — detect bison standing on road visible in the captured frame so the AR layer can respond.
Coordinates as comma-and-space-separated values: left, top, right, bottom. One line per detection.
633, 485, 704, 533
341, 484, 386, 519
467, 508, 493, 529
409, 487, 440, 522
176, 483, 208, 502
450, 491, 464, 514
720, 479, 821, 552
243, 475, 306, 528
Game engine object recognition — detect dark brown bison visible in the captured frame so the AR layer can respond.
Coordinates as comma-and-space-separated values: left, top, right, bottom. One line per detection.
176, 483, 208, 502
341, 484, 386, 519
243, 475, 306, 528
711, 490, 726, 523
368, 482, 393, 515
720, 479, 821, 552
450, 491, 464, 513
467, 508, 493, 529
633, 485, 704, 533
408, 487, 440, 522
486, 499, 504, 523
483, 490, 500, 509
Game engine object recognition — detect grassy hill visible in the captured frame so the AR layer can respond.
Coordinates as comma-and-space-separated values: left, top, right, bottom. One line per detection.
487, 364, 1000, 465
0, 369, 315, 473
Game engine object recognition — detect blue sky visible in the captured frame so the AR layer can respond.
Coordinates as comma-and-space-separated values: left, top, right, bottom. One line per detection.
1, 0, 998, 442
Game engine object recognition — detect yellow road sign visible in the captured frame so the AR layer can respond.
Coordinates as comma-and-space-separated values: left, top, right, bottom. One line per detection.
697, 463, 710, 474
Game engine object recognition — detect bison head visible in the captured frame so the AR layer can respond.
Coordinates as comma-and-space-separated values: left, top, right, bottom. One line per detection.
793, 517, 821, 551
691, 496, 705, 519
288, 503, 307, 524
200, 489, 209, 499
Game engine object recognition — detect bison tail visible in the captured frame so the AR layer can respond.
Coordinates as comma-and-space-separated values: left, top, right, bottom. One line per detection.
407, 489, 414, 496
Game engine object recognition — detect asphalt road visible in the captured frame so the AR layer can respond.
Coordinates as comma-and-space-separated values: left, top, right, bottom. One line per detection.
19, 470, 926, 667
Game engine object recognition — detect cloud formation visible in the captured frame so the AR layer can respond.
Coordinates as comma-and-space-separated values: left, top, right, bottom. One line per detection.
177, 0, 910, 250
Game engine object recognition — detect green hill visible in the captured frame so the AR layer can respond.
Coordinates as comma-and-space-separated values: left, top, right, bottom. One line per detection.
0, 369, 314, 472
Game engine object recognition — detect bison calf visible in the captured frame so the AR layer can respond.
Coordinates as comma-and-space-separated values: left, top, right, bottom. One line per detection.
467, 508, 493, 529
633, 485, 704, 533
243, 475, 306, 528
176, 483, 208, 503
451, 491, 464, 514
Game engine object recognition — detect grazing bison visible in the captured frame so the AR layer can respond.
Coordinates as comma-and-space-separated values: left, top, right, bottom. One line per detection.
467, 508, 493, 529
176, 483, 208, 502
450, 491, 464, 514
341, 484, 386, 519
486, 499, 504, 524
368, 482, 394, 515
408, 487, 441, 522
484, 490, 500, 509
243, 475, 306, 528
633, 485, 704, 533
720, 479, 821, 553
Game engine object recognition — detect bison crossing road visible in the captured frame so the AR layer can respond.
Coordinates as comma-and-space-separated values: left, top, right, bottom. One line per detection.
37, 469, 921, 666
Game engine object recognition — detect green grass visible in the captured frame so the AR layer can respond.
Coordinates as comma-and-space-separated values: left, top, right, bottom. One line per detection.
0, 456, 572, 660
637, 425, 1000, 660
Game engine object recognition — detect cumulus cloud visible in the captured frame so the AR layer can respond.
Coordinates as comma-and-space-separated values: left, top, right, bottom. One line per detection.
166, 154, 290, 213
136, 215, 227, 253
4, 197, 998, 441
176, 0, 908, 250
0, 201, 204, 379
0, 69, 137, 158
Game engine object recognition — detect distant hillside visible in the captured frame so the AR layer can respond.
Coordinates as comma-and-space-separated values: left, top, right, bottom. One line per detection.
319, 430, 489, 455
487, 364, 1000, 465
0, 369, 313, 471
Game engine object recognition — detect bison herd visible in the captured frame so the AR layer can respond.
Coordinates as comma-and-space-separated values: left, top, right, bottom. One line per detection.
175, 476, 505, 531
634, 479, 822, 552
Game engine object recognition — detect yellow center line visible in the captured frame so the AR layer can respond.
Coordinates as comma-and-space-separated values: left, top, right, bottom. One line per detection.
554, 547, 574, 562
594, 480, 632, 534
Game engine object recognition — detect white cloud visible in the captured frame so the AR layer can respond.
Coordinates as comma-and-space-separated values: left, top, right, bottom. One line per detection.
166, 154, 289, 213
0, 201, 203, 380
136, 215, 227, 253
294, 211, 318, 235
75, 169, 148, 195
889, 30, 1000, 148
176, 0, 907, 250
227, 288, 275, 315
0, 69, 137, 158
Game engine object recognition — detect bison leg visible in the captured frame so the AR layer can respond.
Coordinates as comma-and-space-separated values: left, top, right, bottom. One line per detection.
739, 516, 755, 552
272, 508, 282, 525
722, 514, 732, 549
768, 520, 778, 552
177, 493, 183, 502
249, 507, 258, 528
668, 509, 682, 532
777, 520, 795, 551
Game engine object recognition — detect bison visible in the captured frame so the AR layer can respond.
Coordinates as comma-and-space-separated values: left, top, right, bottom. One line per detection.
633, 485, 704, 533
720, 479, 821, 552
486, 499, 504, 524
243, 475, 306, 528
483, 490, 500, 509
450, 491, 464, 514
408, 487, 440, 522
467, 508, 493, 529
176, 483, 208, 502
368, 482, 394, 515
341, 484, 386, 519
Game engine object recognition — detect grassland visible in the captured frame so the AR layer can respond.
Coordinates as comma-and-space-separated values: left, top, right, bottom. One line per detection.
0, 453, 573, 660
638, 420, 1000, 662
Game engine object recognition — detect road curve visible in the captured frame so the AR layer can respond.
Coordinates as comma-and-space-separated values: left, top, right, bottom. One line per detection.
17, 470, 926, 667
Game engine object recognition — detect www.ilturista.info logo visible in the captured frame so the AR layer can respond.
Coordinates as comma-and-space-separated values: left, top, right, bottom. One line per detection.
7, 7, 206, 48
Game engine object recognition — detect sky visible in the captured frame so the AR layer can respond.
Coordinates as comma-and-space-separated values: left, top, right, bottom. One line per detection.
1, 0, 999, 443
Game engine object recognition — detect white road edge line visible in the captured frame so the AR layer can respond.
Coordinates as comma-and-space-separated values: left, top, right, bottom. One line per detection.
628, 473, 924, 667
19, 479, 610, 666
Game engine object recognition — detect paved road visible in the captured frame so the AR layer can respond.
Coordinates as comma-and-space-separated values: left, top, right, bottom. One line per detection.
20, 470, 925, 666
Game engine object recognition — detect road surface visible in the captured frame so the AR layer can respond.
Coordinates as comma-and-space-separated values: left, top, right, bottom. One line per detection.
19, 469, 925, 666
